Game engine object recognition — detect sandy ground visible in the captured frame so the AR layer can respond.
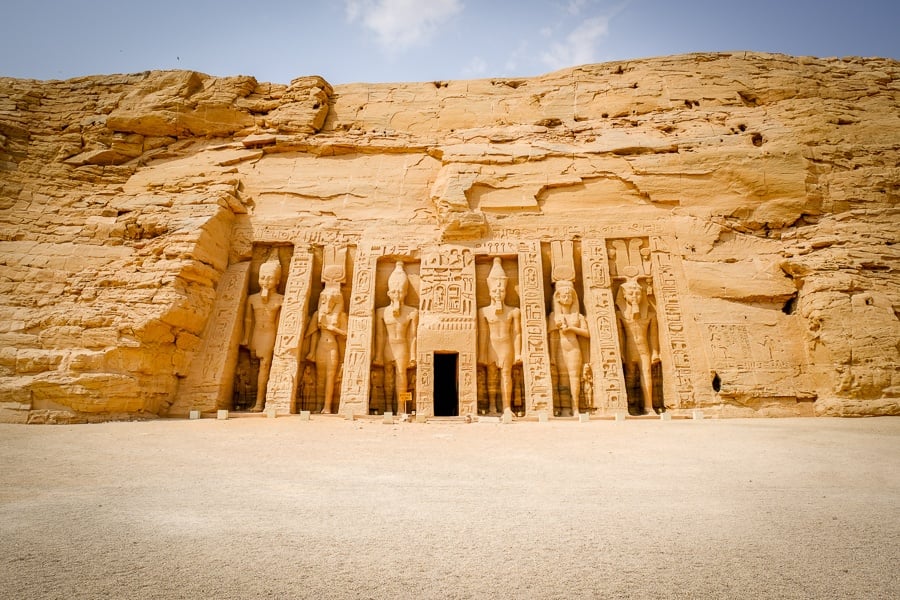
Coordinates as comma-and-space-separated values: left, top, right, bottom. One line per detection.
1, 415, 899, 600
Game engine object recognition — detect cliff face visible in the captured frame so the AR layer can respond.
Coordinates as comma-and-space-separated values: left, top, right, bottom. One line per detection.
1, 52, 897, 423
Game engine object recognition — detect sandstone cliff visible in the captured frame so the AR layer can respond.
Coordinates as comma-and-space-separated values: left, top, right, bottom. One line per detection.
1, 52, 897, 422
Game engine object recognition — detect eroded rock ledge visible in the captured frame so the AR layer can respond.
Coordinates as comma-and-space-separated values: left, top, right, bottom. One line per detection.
0, 52, 897, 423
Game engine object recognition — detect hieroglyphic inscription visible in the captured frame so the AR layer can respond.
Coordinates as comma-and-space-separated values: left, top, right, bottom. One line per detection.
416, 246, 477, 416
581, 240, 627, 412
650, 241, 695, 408
171, 261, 251, 415
416, 351, 433, 415
706, 323, 791, 371
264, 247, 313, 414
493, 221, 666, 241
516, 240, 553, 412
243, 221, 364, 246
339, 242, 378, 415
419, 247, 475, 316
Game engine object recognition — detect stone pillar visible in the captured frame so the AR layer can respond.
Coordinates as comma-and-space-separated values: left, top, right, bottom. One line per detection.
581, 239, 628, 413
415, 246, 477, 417
649, 238, 697, 408
517, 240, 553, 414
170, 261, 250, 416
264, 245, 314, 414
338, 242, 378, 416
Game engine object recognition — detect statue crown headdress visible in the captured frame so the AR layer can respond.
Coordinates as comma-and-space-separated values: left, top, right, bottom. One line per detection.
487, 257, 508, 284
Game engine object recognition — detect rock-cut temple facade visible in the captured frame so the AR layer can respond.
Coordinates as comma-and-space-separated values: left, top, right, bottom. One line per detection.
0, 52, 898, 423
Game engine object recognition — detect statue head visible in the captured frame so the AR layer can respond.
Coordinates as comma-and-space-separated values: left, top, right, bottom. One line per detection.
621, 279, 644, 306
486, 257, 508, 306
553, 280, 580, 314
319, 285, 344, 314
258, 256, 282, 299
387, 261, 409, 311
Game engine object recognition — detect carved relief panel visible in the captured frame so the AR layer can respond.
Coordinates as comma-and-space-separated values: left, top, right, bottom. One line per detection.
648, 238, 697, 409
263, 245, 313, 414
416, 246, 477, 417
581, 240, 628, 414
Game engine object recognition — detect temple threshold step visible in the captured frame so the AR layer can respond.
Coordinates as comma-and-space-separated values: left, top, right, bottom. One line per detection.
425, 416, 472, 424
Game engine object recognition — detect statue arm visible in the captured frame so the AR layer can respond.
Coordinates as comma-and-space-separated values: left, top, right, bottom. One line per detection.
333, 312, 348, 338
373, 309, 385, 366
477, 309, 487, 365
304, 311, 319, 361
571, 314, 590, 339
512, 308, 522, 363
408, 309, 418, 366
547, 313, 559, 366
241, 298, 253, 346
649, 316, 661, 363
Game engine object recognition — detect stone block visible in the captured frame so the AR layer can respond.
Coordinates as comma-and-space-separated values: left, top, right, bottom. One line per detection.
578, 413, 590, 423
216, 409, 228, 420
501, 411, 513, 424
265, 406, 277, 419
299, 410, 311, 421
383, 411, 393, 424
692, 409, 705, 420
660, 412, 672, 421
189, 410, 200, 420
538, 411, 549, 423
614, 411, 626, 422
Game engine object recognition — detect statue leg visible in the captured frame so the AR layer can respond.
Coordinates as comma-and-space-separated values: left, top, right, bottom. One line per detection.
568, 368, 581, 416
500, 366, 513, 415
253, 355, 271, 412
395, 363, 408, 414
639, 354, 654, 414
323, 365, 337, 413
486, 365, 500, 414
384, 365, 396, 413
316, 363, 328, 413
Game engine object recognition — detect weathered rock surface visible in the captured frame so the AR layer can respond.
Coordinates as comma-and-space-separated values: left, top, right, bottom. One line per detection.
0, 53, 897, 423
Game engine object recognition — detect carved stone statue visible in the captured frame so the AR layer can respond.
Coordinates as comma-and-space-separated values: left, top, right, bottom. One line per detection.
304, 285, 347, 414
548, 280, 590, 416
616, 277, 661, 414
297, 363, 315, 412
477, 257, 522, 416
581, 363, 593, 410
373, 262, 419, 414
241, 256, 284, 412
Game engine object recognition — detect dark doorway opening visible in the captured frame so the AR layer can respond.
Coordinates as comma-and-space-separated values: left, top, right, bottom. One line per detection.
433, 353, 459, 417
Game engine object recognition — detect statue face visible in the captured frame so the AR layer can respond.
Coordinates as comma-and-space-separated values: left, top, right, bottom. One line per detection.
557, 286, 573, 306
258, 270, 277, 291
320, 290, 339, 312
387, 286, 405, 304
623, 283, 642, 305
489, 278, 506, 302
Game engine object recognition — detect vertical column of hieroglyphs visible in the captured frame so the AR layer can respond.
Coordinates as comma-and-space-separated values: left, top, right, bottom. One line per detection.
171, 261, 251, 416
338, 242, 377, 416
581, 239, 628, 413
264, 245, 314, 414
516, 240, 553, 414
416, 246, 477, 416
649, 238, 695, 408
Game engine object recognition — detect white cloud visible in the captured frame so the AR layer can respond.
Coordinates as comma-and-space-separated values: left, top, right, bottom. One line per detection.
540, 15, 610, 69
462, 56, 488, 77
566, 0, 588, 15
344, 0, 463, 52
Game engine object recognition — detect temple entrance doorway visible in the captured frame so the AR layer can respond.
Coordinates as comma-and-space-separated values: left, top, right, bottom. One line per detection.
433, 353, 459, 417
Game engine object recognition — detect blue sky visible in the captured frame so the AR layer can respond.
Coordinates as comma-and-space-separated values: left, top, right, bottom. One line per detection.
2, 0, 898, 85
